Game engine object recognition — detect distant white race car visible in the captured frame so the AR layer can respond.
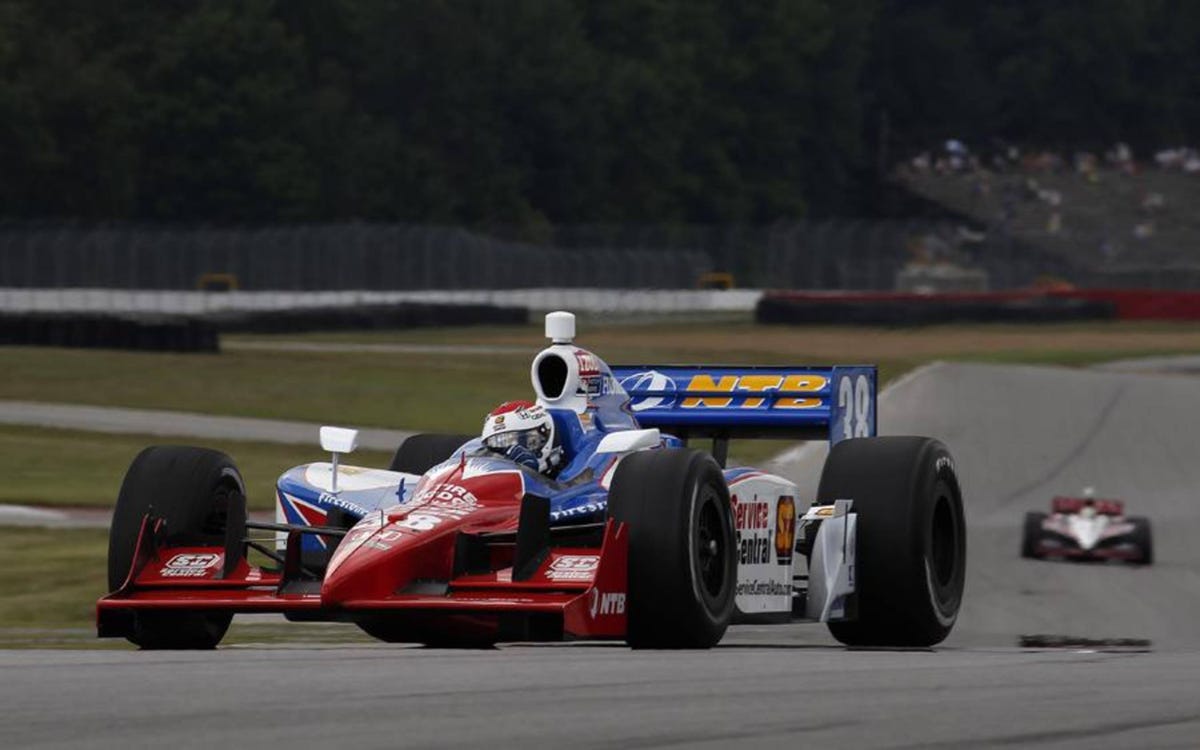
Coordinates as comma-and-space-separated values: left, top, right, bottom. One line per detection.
1022, 495, 1152, 565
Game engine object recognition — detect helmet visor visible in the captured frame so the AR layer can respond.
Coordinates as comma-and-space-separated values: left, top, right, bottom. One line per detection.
484, 426, 548, 455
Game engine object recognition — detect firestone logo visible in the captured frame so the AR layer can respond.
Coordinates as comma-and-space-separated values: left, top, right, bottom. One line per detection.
411, 483, 478, 508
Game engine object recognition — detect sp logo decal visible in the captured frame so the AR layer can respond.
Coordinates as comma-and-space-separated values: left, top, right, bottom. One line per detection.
160, 552, 221, 578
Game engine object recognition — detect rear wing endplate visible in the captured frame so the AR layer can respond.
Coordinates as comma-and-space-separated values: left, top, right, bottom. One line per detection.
611, 365, 876, 444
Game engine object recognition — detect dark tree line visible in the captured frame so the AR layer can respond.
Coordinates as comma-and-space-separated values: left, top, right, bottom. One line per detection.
1, 0, 1197, 227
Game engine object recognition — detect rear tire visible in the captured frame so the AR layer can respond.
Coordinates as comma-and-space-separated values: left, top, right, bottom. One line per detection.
607, 449, 736, 649
108, 446, 242, 649
1022, 512, 1047, 559
819, 437, 966, 648
1129, 516, 1153, 565
389, 434, 472, 474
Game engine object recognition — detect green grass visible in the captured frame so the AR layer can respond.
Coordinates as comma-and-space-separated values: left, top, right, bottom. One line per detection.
0, 526, 376, 648
0, 426, 391, 510
0, 527, 110, 630
1, 321, 1198, 506
0, 347, 533, 434
5, 322, 1198, 434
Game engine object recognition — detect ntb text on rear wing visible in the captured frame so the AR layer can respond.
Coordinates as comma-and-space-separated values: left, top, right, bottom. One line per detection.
611, 365, 876, 450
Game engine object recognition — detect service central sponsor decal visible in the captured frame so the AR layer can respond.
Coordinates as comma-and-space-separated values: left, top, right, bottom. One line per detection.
731, 482, 796, 615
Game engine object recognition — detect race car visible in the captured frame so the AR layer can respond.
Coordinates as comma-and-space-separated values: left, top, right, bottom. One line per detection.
1021, 493, 1152, 565
98, 311, 966, 650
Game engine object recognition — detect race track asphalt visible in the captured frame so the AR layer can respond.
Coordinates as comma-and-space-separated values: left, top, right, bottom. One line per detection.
770, 361, 1200, 650
3, 639, 1197, 750
5, 361, 1200, 748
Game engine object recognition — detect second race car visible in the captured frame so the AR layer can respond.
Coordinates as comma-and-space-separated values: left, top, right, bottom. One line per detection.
1021, 491, 1152, 565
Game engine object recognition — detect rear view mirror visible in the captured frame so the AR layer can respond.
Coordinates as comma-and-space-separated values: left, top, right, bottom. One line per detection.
320, 426, 359, 454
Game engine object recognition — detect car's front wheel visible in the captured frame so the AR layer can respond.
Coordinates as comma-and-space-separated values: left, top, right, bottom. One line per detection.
818, 436, 967, 648
108, 446, 241, 649
388, 433, 473, 474
607, 448, 736, 649
1022, 511, 1047, 559
1128, 516, 1153, 565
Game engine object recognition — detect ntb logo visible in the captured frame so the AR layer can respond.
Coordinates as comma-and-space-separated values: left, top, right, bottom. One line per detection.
589, 589, 626, 618
679, 373, 828, 410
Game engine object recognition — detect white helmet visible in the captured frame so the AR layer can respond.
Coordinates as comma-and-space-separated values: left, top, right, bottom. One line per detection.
481, 400, 561, 474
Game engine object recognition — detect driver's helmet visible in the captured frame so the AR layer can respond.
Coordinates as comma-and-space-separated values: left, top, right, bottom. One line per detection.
481, 400, 561, 474
1080, 487, 1097, 518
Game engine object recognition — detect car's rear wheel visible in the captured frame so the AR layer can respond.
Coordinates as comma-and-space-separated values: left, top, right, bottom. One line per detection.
389, 433, 473, 474
108, 446, 241, 649
818, 437, 966, 648
1022, 512, 1047, 559
1128, 516, 1153, 565
607, 448, 736, 649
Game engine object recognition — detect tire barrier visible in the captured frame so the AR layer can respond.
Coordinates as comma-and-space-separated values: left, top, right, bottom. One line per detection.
1052, 289, 1200, 320
208, 302, 527, 334
0, 303, 527, 352
0, 313, 219, 352
756, 291, 1117, 325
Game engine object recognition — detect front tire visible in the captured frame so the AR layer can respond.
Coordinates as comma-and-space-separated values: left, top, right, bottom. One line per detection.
108, 446, 242, 649
389, 433, 473, 474
1022, 512, 1047, 559
818, 437, 966, 648
607, 449, 736, 649
1128, 516, 1153, 565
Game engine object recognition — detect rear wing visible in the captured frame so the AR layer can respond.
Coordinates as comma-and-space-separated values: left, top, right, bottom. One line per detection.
1052, 496, 1124, 516
611, 365, 876, 447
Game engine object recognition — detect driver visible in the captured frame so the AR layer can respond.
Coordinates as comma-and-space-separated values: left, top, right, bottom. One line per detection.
1080, 486, 1097, 518
481, 400, 563, 476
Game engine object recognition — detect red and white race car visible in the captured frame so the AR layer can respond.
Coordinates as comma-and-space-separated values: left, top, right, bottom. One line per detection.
1021, 493, 1152, 565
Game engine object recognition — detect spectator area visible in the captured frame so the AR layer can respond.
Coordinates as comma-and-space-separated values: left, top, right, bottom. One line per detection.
899, 144, 1200, 289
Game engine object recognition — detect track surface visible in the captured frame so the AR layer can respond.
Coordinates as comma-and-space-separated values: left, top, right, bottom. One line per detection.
6, 361, 1200, 748
3, 638, 1197, 750
770, 361, 1200, 650
0, 399, 412, 449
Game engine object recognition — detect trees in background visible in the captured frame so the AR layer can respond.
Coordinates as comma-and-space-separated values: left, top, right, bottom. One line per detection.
0, 0, 1196, 226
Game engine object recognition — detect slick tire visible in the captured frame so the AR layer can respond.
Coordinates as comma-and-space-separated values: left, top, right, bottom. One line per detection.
1022, 512, 1047, 559
607, 448, 736, 649
108, 446, 243, 649
819, 437, 966, 648
389, 433, 473, 474
1129, 516, 1154, 565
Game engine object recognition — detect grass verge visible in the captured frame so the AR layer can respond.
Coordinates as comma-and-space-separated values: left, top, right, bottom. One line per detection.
3, 321, 1199, 433
0, 527, 375, 648
0, 426, 391, 510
